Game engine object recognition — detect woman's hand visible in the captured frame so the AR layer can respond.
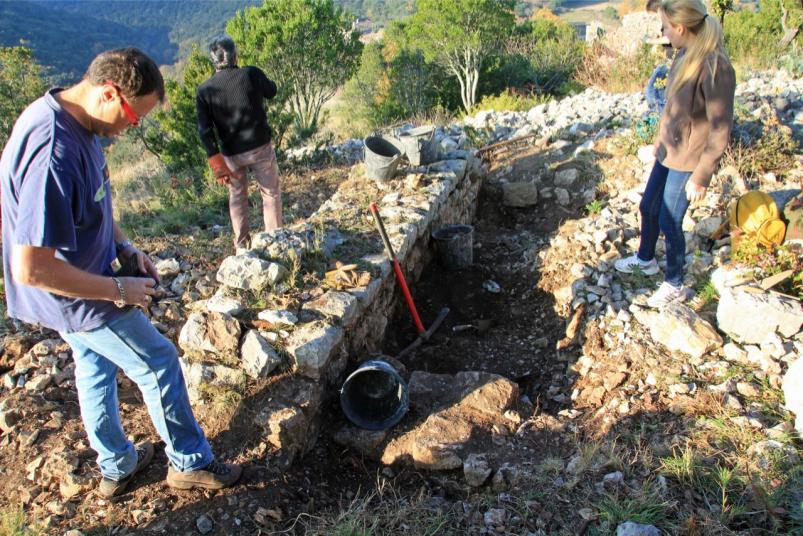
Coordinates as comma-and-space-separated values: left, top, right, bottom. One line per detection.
685, 182, 707, 204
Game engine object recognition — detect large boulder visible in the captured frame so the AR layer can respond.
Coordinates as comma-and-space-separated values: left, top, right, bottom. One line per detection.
240, 330, 282, 379
712, 266, 803, 343
216, 254, 288, 291
501, 181, 538, 208
286, 322, 344, 380
717, 287, 803, 343
634, 303, 723, 358
178, 312, 241, 358
379, 371, 520, 470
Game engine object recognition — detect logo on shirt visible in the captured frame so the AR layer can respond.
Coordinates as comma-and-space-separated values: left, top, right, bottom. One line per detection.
94, 165, 111, 202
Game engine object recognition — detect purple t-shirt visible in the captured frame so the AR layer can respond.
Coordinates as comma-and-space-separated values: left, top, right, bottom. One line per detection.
1, 89, 124, 333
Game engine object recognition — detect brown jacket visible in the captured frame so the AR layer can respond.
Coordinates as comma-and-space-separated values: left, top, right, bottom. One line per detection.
656, 49, 735, 187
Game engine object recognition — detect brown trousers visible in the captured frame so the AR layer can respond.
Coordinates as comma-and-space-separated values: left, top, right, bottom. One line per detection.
223, 142, 282, 247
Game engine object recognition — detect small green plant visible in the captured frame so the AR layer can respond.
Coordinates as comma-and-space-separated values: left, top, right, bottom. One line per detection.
732, 240, 803, 299
624, 265, 658, 290
693, 278, 719, 308
0, 505, 39, 536
197, 383, 244, 418
585, 199, 605, 215
595, 484, 668, 527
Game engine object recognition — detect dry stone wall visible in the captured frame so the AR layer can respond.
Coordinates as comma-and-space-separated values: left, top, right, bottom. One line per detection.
177, 148, 484, 461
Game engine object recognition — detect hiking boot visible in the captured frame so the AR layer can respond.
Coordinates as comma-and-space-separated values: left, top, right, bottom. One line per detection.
97, 441, 154, 498
614, 253, 660, 276
647, 282, 690, 308
166, 459, 242, 490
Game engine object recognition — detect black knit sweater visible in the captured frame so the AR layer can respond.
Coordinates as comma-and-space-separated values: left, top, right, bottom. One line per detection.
196, 66, 278, 157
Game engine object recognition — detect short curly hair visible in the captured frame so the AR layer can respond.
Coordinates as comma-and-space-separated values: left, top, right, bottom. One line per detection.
85, 48, 164, 101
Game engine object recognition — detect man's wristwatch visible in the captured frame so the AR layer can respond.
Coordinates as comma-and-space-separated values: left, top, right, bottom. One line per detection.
111, 277, 127, 308
116, 240, 133, 254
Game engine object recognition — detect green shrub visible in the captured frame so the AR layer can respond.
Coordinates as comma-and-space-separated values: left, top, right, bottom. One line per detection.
502, 18, 585, 96
602, 5, 619, 19
725, 0, 802, 71
722, 122, 798, 181
472, 90, 550, 113
575, 42, 659, 93
0, 46, 47, 149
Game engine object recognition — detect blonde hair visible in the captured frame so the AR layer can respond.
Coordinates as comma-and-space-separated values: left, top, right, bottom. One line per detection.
660, 0, 726, 98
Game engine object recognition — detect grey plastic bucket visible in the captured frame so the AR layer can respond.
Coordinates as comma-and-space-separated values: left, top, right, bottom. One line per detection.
364, 136, 402, 181
432, 224, 473, 270
397, 125, 436, 166
340, 360, 409, 430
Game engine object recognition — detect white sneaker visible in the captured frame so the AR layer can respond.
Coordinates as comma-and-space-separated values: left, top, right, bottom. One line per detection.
235, 247, 249, 256
647, 282, 689, 308
614, 253, 660, 275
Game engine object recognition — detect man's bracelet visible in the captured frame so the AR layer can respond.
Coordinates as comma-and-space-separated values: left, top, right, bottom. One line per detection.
111, 277, 127, 308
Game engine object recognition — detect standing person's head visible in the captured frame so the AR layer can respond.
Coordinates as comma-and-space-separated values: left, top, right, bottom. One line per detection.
82, 48, 164, 137
659, 0, 726, 98
209, 35, 238, 70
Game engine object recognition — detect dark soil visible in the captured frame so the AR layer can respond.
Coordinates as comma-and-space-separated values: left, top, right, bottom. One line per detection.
0, 144, 619, 535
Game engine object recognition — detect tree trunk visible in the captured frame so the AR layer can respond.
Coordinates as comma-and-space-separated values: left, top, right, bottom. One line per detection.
778, 2, 800, 50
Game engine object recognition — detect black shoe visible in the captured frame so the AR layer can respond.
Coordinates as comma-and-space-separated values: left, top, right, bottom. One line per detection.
97, 441, 154, 498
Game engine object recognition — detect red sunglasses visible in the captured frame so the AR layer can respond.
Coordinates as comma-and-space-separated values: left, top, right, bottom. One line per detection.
104, 82, 139, 127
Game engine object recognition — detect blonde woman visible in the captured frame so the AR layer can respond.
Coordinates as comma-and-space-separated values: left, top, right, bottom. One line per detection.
615, 0, 735, 308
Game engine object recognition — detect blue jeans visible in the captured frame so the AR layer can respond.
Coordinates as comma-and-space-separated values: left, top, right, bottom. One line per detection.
637, 161, 692, 287
61, 309, 212, 480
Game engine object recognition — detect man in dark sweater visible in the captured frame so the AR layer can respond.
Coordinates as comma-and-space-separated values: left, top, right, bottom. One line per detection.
196, 35, 281, 251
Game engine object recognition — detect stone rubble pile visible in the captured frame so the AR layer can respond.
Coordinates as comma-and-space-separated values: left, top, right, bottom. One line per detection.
286, 69, 803, 173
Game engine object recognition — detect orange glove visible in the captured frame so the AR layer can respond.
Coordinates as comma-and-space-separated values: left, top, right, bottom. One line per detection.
208, 153, 231, 185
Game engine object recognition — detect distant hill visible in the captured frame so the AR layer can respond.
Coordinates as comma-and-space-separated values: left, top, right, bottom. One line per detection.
0, 0, 412, 83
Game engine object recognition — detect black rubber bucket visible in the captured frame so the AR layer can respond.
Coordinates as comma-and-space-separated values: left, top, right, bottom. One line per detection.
364, 136, 402, 181
432, 224, 474, 270
340, 360, 409, 430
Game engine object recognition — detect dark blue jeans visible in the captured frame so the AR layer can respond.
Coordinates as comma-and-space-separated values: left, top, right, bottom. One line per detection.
637, 160, 692, 287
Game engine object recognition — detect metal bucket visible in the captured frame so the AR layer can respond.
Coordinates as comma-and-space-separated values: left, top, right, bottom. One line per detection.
340, 360, 409, 430
364, 136, 402, 181
397, 125, 436, 166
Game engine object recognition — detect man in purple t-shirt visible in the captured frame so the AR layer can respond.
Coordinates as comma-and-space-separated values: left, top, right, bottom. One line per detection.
1, 48, 241, 497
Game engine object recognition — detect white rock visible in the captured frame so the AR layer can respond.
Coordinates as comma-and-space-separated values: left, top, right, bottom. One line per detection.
258, 309, 299, 326
240, 330, 282, 379
634, 303, 723, 359
554, 168, 579, 187
463, 453, 492, 487
155, 258, 181, 277
216, 255, 288, 290
206, 294, 244, 316
616, 522, 660, 536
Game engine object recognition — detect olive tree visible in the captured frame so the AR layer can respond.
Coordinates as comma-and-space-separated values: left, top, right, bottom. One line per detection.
408, 0, 515, 112
0, 45, 46, 149
227, 0, 363, 137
